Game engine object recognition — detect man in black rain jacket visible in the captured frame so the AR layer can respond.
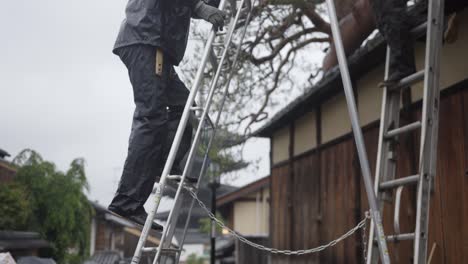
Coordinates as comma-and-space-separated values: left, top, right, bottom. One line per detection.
108, 0, 226, 230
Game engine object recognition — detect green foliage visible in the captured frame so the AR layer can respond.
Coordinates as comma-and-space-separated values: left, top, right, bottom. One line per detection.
10, 149, 93, 263
198, 213, 225, 235
198, 129, 249, 183
186, 253, 205, 264
0, 183, 31, 230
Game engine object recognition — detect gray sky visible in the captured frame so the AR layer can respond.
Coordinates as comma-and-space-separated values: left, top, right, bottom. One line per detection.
0, 0, 269, 206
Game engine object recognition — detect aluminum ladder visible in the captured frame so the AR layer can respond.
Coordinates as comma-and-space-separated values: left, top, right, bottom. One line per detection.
366, 0, 445, 263
130, 0, 254, 263
326, 0, 391, 262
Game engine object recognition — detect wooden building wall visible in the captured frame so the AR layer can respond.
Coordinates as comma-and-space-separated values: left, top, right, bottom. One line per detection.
269, 83, 468, 264
236, 236, 270, 264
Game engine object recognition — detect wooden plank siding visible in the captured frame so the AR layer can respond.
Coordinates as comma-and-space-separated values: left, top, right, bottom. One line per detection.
271, 165, 292, 264
270, 83, 468, 264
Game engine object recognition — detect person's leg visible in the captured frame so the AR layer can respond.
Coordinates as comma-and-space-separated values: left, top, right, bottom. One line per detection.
164, 69, 193, 177
372, 0, 416, 84
109, 45, 171, 228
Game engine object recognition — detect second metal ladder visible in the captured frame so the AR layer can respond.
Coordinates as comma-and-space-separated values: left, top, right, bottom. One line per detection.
366, 0, 445, 263
327, 0, 444, 262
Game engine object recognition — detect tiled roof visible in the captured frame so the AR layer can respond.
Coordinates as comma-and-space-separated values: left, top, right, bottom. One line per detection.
0, 231, 50, 251
16, 257, 56, 264
84, 251, 122, 264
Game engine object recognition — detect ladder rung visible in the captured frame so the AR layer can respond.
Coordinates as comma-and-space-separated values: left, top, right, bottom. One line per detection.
380, 175, 419, 190
190, 106, 204, 111
142, 247, 157, 253
167, 175, 198, 184
161, 248, 182, 254
385, 121, 421, 139
411, 22, 427, 39
167, 175, 182, 181
386, 233, 415, 242
142, 247, 181, 254
391, 70, 425, 90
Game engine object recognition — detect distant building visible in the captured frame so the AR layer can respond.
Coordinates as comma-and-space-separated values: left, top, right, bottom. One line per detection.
89, 201, 164, 264
216, 176, 270, 264
0, 148, 16, 183
217, 176, 270, 237
0, 231, 50, 259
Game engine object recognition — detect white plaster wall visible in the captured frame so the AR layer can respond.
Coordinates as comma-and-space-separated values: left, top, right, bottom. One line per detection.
272, 126, 290, 164
321, 93, 352, 143
294, 111, 317, 155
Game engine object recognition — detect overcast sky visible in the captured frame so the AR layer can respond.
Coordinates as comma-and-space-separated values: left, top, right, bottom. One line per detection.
0, 0, 270, 207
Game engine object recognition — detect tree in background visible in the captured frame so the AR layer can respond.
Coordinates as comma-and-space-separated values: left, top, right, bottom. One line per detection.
183, 0, 379, 133
198, 213, 226, 235
8, 149, 93, 264
0, 183, 31, 230
186, 253, 206, 264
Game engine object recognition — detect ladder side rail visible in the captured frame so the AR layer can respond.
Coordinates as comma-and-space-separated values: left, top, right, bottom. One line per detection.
414, 0, 444, 262
325, 0, 390, 263
153, 1, 246, 262
158, 129, 216, 263
367, 47, 391, 264
130, 1, 229, 263
160, 187, 187, 246
367, 47, 404, 263
174, 3, 254, 262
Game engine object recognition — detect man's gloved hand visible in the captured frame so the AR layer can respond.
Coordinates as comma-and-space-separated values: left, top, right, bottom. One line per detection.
194, 1, 227, 31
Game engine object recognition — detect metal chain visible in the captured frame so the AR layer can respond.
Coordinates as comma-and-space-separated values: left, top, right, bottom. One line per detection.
184, 186, 371, 256
362, 211, 369, 263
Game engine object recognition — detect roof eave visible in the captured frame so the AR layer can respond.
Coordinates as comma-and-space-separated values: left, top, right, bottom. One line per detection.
253, 35, 387, 138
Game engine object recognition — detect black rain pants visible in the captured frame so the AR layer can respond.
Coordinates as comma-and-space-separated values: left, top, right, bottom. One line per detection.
109, 44, 192, 214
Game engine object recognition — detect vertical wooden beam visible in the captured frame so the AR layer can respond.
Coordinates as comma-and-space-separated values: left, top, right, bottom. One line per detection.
268, 135, 274, 262
352, 78, 363, 263
316, 106, 323, 217
288, 122, 295, 259
316, 105, 326, 264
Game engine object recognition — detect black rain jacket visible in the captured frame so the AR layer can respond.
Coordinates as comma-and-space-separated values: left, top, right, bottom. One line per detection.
113, 0, 200, 65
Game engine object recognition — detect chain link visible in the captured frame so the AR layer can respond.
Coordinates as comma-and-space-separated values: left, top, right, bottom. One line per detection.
362, 211, 369, 263
184, 186, 371, 256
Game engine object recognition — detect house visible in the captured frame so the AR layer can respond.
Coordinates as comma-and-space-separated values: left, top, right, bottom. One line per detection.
0, 231, 50, 259
88, 201, 164, 264
217, 176, 270, 237
254, 6, 468, 264
0, 148, 16, 183
216, 176, 270, 264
